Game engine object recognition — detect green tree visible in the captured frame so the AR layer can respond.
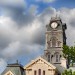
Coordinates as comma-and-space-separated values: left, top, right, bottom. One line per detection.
62, 70, 75, 75
73, 71, 75, 75
63, 45, 70, 68
62, 45, 75, 67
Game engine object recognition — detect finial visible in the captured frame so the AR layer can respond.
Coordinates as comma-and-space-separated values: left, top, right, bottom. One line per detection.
56, 12, 61, 18
16, 60, 19, 64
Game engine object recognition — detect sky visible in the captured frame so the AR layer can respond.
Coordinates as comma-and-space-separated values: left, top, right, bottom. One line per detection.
0, 0, 75, 74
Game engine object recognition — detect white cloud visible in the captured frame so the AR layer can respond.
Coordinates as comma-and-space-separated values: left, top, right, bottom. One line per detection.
2, 41, 21, 59
0, 15, 44, 60
0, 0, 26, 8
28, 5, 38, 15
43, 0, 56, 3
36, 0, 56, 3
57, 8, 75, 46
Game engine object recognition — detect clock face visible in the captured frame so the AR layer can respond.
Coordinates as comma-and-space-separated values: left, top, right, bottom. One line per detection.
51, 22, 58, 29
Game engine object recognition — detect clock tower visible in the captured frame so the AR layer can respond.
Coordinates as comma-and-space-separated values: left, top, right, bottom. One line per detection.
43, 17, 67, 68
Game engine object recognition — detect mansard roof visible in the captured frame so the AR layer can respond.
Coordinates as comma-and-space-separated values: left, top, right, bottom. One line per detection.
7, 63, 24, 69
1, 63, 24, 75
53, 64, 66, 73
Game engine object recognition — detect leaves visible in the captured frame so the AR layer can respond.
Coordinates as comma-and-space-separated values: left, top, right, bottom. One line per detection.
62, 70, 75, 75
62, 45, 75, 67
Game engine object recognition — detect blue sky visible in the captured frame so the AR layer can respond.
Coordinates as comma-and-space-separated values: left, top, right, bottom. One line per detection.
0, 0, 75, 74
25, 0, 75, 13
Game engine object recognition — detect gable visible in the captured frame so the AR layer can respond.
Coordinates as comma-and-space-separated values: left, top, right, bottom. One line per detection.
4, 71, 14, 75
24, 57, 56, 70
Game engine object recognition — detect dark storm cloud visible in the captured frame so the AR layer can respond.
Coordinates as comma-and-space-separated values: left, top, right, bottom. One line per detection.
0, 6, 35, 27
32, 27, 45, 45
0, 0, 36, 28
0, 35, 11, 49
0, 7, 56, 51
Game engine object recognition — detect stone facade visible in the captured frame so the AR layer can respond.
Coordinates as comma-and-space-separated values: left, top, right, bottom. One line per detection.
43, 17, 67, 68
24, 57, 58, 75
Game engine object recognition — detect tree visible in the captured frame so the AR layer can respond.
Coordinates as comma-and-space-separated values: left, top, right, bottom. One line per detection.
73, 71, 75, 75
62, 70, 75, 75
62, 45, 75, 67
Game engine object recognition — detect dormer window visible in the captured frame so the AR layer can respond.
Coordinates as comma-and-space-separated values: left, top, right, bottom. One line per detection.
5, 71, 14, 75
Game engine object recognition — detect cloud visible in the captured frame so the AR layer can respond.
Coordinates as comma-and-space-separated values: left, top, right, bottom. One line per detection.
36, 0, 56, 3
43, 0, 56, 3
0, 16, 18, 49
0, 15, 45, 62
0, 1, 75, 73
57, 8, 75, 46
2, 41, 21, 59
0, 15, 44, 72
0, 0, 26, 8
28, 5, 38, 15
0, 0, 31, 27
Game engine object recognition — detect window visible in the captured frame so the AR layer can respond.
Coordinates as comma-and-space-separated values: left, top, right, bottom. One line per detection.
56, 54, 58, 62
58, 41, 61, 47
47, 41, 51, 49
48, 54, 50, 62
38, 69, 41, 75
34, 70, 37, 75
51, 37, 57, 47
43, 71, 45, 75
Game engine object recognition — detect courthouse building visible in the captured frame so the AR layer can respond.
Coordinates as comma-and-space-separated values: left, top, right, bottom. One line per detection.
1, 17, 67, 75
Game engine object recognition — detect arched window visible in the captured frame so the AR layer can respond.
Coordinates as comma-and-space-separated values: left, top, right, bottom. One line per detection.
38, 69, 41, 75
43, 70, 45, 75
48, 54, 51, 62
47, 41, 51, 49
58, 41, 61, 47
34, 70, 37, 75
56, 54, 59, 62
51, 37, 57, 47
55, 53, 59, 62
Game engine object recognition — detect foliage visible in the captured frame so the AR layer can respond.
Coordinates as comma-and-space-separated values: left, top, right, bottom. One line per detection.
62, 70, 75, 75
62, 45, 75, 67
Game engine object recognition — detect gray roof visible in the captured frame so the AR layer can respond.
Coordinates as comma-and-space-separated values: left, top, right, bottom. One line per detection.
53, 64, 66, 73
1, 63, 25, 75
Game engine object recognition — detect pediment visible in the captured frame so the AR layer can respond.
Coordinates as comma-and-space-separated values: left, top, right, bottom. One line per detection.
24, 56, 56, 70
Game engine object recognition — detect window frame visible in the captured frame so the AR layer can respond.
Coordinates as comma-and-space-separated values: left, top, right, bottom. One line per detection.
48, 53, 51, 62
34, 70, 37, 75
43, 70, 45, 75
38, 69, 41, 75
